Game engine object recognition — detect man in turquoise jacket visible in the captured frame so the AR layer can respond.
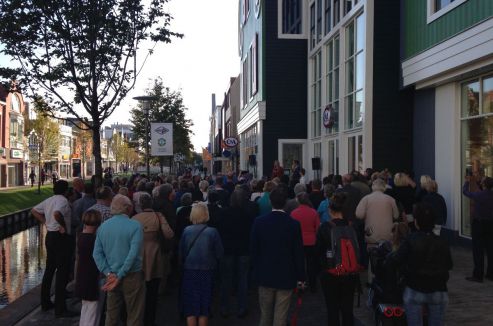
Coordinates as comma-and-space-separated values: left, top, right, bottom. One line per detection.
93, 194, 144, 326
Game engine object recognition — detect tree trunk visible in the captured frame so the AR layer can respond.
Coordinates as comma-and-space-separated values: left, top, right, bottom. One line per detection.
92, 123, 103, 187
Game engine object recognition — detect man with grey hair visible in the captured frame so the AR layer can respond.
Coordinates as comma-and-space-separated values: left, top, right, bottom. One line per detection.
87, 186, 114, 222
93, 194, 145, 326
284, 183, 306, 215
356, 178, 399, 246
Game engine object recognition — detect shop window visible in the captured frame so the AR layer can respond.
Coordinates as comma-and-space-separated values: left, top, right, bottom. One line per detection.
461, 74, 493, 237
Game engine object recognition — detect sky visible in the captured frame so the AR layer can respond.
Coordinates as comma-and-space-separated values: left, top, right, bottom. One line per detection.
0, 0, 240, 152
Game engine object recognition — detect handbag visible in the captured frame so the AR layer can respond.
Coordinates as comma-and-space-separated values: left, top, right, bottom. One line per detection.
154, 212, 168, 254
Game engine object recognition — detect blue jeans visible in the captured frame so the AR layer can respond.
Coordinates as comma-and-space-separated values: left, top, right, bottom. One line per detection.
219, 255, 250, 314
403, 287, 448, 326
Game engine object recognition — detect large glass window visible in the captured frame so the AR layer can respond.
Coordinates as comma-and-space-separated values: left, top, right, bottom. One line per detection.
311, 51, 322, 138
241, 124, 258, 175
316, 0, 322, 43
435, 0, 456, 11
348, 134, 363, 173
324, 0, 331, 35
333, 0, 340, 26
242, 58, 249, 108
328, 139, 339, 175
345, 14, 365, 129
310, 4, 316, 49
461, 74, 493, 236
325, 35, 340, 134
344, 0, 352, 15
282, 0, 302, 34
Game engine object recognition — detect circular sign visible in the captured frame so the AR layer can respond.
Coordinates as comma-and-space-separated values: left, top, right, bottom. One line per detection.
323, 105, 334, 128
224, 137, 239, 148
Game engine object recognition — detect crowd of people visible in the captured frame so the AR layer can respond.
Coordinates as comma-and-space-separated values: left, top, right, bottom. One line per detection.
28, 161, 481, 326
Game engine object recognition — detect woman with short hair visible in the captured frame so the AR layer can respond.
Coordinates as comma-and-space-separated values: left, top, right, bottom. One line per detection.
179, 203, 224, 326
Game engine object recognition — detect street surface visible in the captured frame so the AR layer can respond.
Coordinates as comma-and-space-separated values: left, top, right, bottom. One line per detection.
10, 246, 493, 325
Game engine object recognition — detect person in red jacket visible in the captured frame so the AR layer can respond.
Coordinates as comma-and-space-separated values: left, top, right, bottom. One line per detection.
291, 192, 320, 292
271, 160, 284, 179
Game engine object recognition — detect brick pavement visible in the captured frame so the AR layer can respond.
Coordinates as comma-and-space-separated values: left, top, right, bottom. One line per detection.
12, 246, 493, 326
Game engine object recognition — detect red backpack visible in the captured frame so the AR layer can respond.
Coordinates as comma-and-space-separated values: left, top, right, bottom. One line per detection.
327, 225, 363, 276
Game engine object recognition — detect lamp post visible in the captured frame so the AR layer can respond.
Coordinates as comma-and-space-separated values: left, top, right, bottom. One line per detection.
133, 96, 158, 177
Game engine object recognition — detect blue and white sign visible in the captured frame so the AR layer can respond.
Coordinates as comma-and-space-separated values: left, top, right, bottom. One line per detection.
224, 137, 239, 148
151, 123, 173, 156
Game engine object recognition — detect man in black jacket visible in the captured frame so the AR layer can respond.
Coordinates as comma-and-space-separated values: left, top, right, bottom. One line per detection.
388, 202, 453, 325
251, 186, 305, 326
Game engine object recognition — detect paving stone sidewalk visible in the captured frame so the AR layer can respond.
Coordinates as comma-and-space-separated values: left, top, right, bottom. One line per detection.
12, 247, 493, 325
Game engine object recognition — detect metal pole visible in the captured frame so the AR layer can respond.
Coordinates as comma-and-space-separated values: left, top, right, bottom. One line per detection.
146, 103, 150, 177
37, 139, 41, 195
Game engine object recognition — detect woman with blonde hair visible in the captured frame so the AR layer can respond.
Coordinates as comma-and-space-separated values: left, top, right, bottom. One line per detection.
179, 203, 224, 326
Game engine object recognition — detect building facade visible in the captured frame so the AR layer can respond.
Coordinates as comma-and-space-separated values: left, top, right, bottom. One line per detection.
0, 83, 27, 188
237, 0, 308, 178
402, 0, 493, 239
304, 0, 413, 181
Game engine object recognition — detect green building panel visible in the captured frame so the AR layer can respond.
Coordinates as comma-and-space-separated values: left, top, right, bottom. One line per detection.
404, 0, 493, 60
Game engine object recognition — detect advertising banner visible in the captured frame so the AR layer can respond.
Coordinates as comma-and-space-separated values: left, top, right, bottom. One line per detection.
151, 123, 173, 156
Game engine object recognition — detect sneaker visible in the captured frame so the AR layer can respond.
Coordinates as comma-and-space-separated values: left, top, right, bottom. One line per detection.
465, 276, 483, 283
55, 310, 80, 318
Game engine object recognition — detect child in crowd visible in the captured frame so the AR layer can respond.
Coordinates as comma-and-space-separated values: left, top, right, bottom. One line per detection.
75, 209, 103, 326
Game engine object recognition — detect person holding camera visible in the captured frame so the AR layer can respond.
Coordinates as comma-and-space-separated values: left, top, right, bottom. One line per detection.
463, 175, 493, 283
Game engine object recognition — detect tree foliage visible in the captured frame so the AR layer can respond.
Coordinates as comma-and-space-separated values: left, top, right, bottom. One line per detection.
130, 78, 194, 163
0, 0, 181, 179
25, 111, 61, 164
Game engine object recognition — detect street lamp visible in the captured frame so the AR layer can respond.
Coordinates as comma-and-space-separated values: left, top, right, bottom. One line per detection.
133, 95, 158, 177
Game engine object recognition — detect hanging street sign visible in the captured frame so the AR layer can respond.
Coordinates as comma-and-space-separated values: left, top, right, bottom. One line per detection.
223, 137, 239, 148
151, 122, 173, 156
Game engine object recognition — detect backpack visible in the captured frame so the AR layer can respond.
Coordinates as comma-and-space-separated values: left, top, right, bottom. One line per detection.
327, 225, 363, 276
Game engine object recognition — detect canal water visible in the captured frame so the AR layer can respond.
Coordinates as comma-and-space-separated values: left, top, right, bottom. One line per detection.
0, 225, 46, 309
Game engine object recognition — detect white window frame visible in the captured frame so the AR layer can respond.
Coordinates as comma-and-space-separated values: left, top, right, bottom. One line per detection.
278, 0, 308, 39
427, 0, 468, 24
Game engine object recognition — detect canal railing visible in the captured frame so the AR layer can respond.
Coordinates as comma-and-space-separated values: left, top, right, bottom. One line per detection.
0, 208, 37, 240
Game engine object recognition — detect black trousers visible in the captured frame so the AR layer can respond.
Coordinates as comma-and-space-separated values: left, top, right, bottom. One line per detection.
145, 278, 161, 326
472, 219, 493, 279
320, 272, 355, 326
41, 231, 72, 314
304, 246, 319, 290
